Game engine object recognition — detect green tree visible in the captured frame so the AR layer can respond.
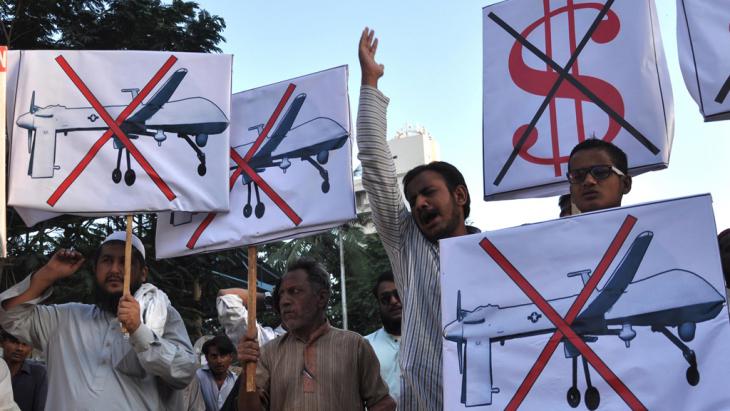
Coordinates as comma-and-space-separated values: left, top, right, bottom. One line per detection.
1, 0, 225, 52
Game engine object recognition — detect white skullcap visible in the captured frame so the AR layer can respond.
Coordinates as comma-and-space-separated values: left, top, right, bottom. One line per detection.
101, 231, 146, 259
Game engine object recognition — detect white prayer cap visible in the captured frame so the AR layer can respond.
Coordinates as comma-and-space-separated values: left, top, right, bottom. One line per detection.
101, 231, 146, 260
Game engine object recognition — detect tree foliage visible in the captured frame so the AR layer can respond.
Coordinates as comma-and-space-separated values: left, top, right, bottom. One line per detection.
0, 0, 225, 52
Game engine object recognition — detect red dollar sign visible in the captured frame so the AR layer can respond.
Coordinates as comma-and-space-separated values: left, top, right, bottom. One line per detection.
509, 0, 623, 177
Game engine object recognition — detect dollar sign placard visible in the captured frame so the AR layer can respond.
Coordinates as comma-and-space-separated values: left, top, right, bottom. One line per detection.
509, 0, 624, 177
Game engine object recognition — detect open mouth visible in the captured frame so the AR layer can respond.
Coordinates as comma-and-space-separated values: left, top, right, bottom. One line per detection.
419, 209, 439, 226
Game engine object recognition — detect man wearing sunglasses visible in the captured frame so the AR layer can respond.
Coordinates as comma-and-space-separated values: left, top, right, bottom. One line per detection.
567, 139, 632, 213
365, 272, 402, 404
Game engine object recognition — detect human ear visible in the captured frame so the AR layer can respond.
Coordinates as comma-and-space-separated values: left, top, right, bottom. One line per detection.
453, 185, 468, 206
622, 175, 632, 194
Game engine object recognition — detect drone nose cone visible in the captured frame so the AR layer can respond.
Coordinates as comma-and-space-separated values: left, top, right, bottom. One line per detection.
443, 323, 465, 343
16, 113, 33, 130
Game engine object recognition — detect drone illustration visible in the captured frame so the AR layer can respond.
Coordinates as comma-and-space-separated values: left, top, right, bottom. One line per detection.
231, 92, 348, 219
443, 231, 725, 409
16, 68, 229, 186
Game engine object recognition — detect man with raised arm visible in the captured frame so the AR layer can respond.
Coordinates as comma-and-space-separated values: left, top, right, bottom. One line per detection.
0, 232, 197, 410
357, 28, 478, 410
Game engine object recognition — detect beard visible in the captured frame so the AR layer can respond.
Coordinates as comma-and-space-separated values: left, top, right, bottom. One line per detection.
381, 314, 401, 336
93, 281, 142, 314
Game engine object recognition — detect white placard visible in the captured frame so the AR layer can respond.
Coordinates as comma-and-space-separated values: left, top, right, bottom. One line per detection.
7, 50, 232, 213
483, 0, 674, 200
155, 66, 355, 258
440, 194, 728, 410
677, 0, 730, 121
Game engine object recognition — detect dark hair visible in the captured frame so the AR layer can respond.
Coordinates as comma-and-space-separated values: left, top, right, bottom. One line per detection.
568, 139, 628, 174
372, 271, 395, 298
0, 330, 19, 343
272, 257, 331, 311
402, 161, 471, 218
558, 194, 571, 208
202, 335, 236, 356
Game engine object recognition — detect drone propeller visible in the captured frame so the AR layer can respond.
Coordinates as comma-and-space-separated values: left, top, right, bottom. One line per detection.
456, 290, 465, 374
30, 91, 38, 114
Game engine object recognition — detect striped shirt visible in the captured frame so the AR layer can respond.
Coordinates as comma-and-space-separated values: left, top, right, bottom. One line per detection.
356, 86, 478, 410
254, 322, 391, 411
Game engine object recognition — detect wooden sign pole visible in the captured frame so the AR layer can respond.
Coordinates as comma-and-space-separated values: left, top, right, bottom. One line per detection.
246, 245, 258, 392
121, 215, 134, 334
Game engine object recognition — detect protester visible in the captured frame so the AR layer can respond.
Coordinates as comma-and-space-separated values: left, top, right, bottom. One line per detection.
0, 331, 46, 411
216, 288, 285, 347
567, 139, 632, 213
719, 229, 730, 287
231, 257, 395, 411
0, 360, 19, 411
197, 336, 237, 411
364, 272, 402, 404
0, 231, 197, 410
559, 193, 573, 217
357, 27, 478, 410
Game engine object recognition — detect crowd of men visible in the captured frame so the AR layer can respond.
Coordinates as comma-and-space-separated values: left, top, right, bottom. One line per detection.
0, 28, 727, 411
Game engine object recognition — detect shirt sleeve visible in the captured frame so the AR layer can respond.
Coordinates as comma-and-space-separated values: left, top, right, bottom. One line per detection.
216, 294, 281, 346
129, 305, 197, 390
0, 273, 60, 352
357, 336, 391, 407
356, 86, 410, 254
255, 342, 273, 410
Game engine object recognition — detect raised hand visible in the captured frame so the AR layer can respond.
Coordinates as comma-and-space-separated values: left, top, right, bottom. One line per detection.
359, 27, 384, 87
41, 248, 85, 282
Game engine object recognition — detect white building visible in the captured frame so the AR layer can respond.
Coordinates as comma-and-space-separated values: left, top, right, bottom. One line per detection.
354, 125, 440, 233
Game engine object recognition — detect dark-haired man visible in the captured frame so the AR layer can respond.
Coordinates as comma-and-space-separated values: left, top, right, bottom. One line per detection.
234, 257, 395, 411
567, 139, 632, 213
1, 330, 47, 411
197, 336, 237, 411
0, 232, 196, 410
357, 28, 478, 410
364, 272, 401, 404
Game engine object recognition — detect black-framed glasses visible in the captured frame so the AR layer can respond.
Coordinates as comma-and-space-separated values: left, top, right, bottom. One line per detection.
378, 290, 400, 305
567, 165, 625, 184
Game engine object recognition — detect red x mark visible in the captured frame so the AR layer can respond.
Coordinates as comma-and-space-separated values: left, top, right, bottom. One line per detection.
47, 55, 178, 206
185, 84, 302, 249
479, 215, 647, 411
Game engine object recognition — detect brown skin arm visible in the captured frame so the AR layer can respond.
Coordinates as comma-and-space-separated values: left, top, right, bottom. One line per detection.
117, 294, 142, 334
236, 336, 263, 410
2, 249, 85, 310
359, 27, 384, 88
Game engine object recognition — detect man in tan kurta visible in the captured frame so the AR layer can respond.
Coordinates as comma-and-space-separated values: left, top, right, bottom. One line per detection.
233, 257, 395, 411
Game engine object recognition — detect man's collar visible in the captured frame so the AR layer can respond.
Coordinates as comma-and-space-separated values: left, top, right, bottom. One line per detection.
291, 320, 331, 344
18, 360, 31, 375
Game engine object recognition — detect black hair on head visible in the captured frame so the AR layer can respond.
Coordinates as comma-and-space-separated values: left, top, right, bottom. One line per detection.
402, 161, 471, 218
372, 271, 395, 298
202, 335, 236, 356
568, 139, 628, 174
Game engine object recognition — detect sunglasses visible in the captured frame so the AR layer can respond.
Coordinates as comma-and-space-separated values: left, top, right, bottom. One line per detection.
567, 165, 625, 184
378, 290, 400, 305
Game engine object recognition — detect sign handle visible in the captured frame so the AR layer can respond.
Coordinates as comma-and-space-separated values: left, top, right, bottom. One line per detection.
121, 215, 134, 334
246, 245, 258, 392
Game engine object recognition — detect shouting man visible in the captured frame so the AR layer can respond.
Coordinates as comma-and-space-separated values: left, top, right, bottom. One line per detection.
357, 28, 478, 410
